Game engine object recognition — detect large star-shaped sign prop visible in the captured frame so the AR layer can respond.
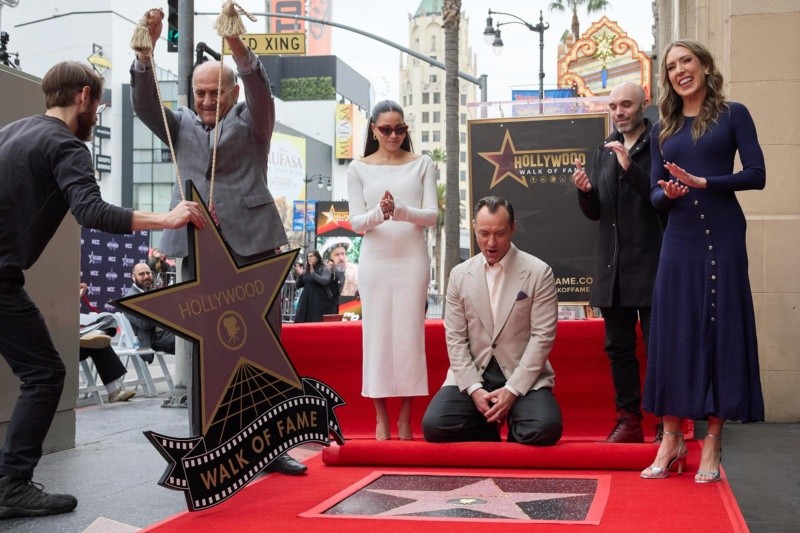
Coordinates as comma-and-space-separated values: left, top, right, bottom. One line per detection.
117, 187, 300, 433
116, 183, 344, 511
478, 129, 529, 189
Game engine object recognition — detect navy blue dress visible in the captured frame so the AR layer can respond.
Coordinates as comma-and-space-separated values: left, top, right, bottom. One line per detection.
644, 102, 765, 422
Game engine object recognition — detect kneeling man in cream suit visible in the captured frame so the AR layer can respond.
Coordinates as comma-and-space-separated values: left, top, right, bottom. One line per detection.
423, 196, 562, 445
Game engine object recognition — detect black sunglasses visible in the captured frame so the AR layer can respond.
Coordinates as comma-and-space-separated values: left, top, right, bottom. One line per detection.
375, 124, 409, 136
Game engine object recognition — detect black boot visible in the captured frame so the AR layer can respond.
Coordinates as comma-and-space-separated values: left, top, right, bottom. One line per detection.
0, 475, 78, 518
605, 410, 644, 443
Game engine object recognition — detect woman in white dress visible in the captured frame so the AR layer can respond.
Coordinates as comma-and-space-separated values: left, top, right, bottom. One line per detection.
347, 100, 438, 440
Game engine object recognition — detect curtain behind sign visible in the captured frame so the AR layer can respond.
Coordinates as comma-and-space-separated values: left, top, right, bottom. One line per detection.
469, 114, 609, 303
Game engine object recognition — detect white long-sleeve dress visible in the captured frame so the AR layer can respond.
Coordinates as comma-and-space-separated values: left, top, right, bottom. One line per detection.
347, 155, 438, 398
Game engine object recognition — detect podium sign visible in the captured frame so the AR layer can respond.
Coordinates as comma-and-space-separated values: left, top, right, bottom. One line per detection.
469, 114, 608, 302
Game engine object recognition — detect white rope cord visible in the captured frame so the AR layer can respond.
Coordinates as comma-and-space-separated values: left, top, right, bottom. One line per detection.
207, 36, 224, 215
149, 52, 185, 202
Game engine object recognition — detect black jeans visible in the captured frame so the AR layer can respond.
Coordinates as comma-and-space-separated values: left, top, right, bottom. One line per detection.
422, 359, 562, 446
600, 306, 651, 414
0, 281, 65, 480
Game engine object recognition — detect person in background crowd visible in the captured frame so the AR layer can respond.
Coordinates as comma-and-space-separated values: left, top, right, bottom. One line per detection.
641, 40, 765, 482
293, 250, 334, 322
348, 100, 437, 440
422, 197, 562, 447
124, 263, 175, 357
572, 81, 664, 443
147, 248, 174, 288
79, 283, 135, 403
0, 60, 204, 517
328, 241, 358, 297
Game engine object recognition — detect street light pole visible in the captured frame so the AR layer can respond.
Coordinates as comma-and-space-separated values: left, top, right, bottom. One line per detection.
483, 9, 549, 113
301, 174, 332, 253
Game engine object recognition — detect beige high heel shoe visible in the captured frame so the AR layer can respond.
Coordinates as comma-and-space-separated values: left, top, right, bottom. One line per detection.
695, 433, 722, 483
641, 430, 687, 479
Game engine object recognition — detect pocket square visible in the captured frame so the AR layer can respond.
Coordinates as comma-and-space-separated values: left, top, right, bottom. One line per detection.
515, 291, 528, 301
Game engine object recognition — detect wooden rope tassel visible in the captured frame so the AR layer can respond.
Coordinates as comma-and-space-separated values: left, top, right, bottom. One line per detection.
130, 8, 162, 53
214, 1, 256, 37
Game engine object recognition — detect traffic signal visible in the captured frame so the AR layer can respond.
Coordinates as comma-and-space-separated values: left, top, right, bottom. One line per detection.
167, 0, 179, 52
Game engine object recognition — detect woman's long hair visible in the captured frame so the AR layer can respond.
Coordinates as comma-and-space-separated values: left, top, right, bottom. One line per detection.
362, 100, 414, 157
658, 40, 727, 147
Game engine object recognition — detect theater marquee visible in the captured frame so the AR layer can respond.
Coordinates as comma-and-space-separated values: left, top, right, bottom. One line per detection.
469, 114, 609, 303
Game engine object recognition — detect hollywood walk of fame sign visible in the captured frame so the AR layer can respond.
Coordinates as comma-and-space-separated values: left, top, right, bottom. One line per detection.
116, 183, 345, 511
469, 114, 610, 302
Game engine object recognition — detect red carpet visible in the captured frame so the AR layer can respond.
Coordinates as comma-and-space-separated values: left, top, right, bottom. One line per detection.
283, 320, 689, 440
143, 442, 747, 532
140, 320, 746, 531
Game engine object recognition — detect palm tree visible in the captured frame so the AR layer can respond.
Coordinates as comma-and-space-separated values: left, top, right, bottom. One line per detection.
548, 0, 610, 40
442, 0, 461, 299
428, 148, 446, 292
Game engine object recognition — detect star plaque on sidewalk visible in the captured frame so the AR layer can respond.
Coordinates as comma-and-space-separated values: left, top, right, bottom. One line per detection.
117, 183, 344, 511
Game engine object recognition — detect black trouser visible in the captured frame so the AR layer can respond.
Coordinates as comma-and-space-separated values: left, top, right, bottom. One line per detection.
422, 358, 562, 446
0, 280, 65, 480
79, 346, 126, 385
600, 306, 651, 414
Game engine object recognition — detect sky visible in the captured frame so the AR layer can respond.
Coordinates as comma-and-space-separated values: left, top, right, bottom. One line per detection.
324, 0, 655, 103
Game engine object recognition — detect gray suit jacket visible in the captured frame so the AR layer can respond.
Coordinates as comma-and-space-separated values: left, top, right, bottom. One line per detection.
442, 244, 558, 394
130, 50, 287, 258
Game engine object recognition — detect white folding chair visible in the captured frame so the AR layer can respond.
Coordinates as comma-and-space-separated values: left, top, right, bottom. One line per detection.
113, 312, 175, 397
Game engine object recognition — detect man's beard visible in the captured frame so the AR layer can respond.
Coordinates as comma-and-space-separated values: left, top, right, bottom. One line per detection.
76, 111, 95, 141
134, 280, 152, 291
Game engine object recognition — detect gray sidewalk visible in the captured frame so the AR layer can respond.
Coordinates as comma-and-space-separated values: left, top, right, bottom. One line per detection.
0, 392, 797, 532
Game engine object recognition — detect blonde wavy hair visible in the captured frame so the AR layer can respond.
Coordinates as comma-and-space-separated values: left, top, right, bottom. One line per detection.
658, 40, 727, 147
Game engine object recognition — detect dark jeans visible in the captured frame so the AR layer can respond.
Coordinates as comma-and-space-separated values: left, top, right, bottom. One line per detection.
79, 346, 126, 385
0, 281, 65, 480
600, 306, 651, 414
422, 359, 562, 446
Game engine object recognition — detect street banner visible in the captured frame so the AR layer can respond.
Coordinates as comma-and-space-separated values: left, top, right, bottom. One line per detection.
315, 201, 362, 318
469, 114, 609, 303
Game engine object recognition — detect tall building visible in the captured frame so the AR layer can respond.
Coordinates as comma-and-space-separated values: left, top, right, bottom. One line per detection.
400, 0, 478, 286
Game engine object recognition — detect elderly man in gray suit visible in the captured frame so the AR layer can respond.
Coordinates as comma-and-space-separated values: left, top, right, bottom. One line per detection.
129, 11, 305, 475
423, 196, 562, 445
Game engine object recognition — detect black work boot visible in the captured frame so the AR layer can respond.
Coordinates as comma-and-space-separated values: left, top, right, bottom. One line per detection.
0, 475, 77, 518
605, 410, 644, 443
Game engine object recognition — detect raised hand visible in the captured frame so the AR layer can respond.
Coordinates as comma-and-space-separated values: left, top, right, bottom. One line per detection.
379, 190, 395, 220
166, 200, 206, 229
605, 140, 632, 171
664, 161, 707, 189
572, 160, 592, 192
657, 178, 690, 200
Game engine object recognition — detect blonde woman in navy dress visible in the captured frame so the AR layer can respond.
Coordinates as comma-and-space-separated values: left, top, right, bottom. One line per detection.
347, 101, 437, 440
642, 40, 765, 482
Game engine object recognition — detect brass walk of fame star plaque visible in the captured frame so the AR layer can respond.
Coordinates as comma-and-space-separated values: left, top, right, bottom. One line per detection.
301, 472, 610, 524
116, 182, 345, 511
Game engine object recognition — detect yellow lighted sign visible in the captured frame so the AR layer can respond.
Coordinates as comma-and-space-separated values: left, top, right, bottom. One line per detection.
223, 33, 306, 55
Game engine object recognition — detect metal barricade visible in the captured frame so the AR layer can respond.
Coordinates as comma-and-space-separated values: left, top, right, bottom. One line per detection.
426, 293, 444, 319
281, 280, 298, 323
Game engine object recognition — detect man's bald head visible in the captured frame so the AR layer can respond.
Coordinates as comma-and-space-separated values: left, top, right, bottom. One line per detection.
608, 82, 649, 136
609, 82, 647, 106
131, 262, 154, 290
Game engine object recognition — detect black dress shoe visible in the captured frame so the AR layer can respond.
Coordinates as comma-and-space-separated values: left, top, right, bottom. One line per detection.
265, 454, 307, 475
